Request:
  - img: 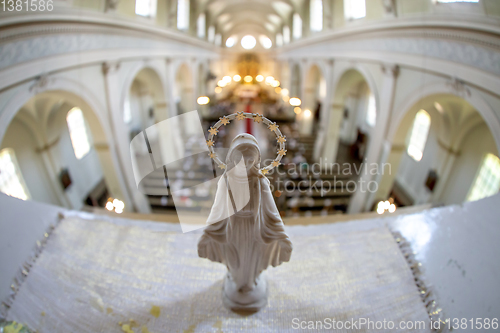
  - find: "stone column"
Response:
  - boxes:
[102,61,150,213]
[349,64,399,214]
[431,141,459,203]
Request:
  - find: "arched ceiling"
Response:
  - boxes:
[202,0,297,38]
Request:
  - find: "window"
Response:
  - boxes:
[407,110,431,162]
[177,0,189,30]
[310,0,323,32]
[197,13,206,38]
[292,13,302,40]
[467,154,500,202]
[344,0,366,20]
[67,107,91,160]
[366,93,376,127]
[0,148,30,200]
[135,0,157,17]
[283,26,290,44]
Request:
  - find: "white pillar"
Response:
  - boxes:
[431,142,459,203]
[349,64,399,214]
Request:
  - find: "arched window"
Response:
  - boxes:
[0,148,30,200]
[292,13,302,40]
[344,0,366,20]
[135,0,157,17]
[366,93,376,127]
[310,0,323,32]
[407,110,431,162]
[467,154,500,202]
[67,107,91,160]
[197,13,206,38]
[283,26,290,44]
[177,0,190,30]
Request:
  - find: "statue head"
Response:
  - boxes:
[226,134,261,175]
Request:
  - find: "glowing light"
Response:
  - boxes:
[294,107,302,114]
[215,87,222,93]
[197,96,210,105]
[281,88,289,96]
[222,76,232,83]
[115,207,123,214]
[241,35,256,50]
[271,80,280,88]
[275,87,282,94]
[244,75,253,83]
[304,109,312,118]
[225,37,235,48]
[265,76,275,85]
[377,207,384,214]
[217,80,226,87]
[434,102,444,113]
[289,97,301,106]
[389,204,396,213]
[256,75,264,82]
[105,201,114,211]
[282,95,290,102]
[233,75,241,82]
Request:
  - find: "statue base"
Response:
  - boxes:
[222,272,268,312]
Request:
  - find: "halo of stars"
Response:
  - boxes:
[206,112,286,175]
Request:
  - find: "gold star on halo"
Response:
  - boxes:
[278,148,287,156]
[207,140,214,147]
[208,127,218,136]
[277,135,286,144]
[236,112,246,121]
[261,168,269,175]
[220,117,230,126]
[271,160,281,168]
[253,114,263,123]
[209,152,216,159]
[268,122,279,131]
[219,164,226,170]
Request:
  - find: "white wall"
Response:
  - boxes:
[0,120,59,206]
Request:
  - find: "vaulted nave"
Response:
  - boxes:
[1,0,500,331]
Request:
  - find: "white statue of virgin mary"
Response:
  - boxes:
[198,133,292,311]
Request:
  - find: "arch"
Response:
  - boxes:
[388,81,500,151]
[376,88,500,208]
[121,63,169,126]
[323,67,379,164]
[0,77,132,211]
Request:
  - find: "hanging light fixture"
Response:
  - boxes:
[197,96,210,105]
[289,97,301,106]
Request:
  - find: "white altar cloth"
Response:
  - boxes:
[6,216,430,332]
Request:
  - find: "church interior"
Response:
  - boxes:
[1,0,499,331]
